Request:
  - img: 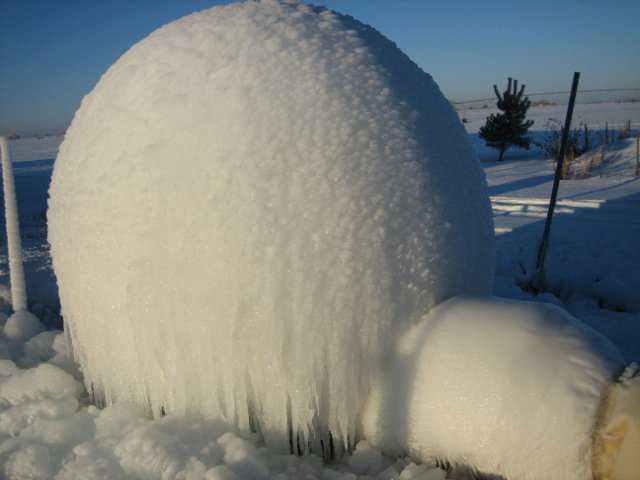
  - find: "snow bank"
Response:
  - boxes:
[48,0,493,450]
[362,296,625,480]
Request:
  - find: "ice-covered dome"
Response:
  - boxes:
[48,0,494,452]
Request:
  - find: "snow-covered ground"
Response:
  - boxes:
[0,102,639,479]
[488,157,640,362]
[569,136,640,178]
[462,102,640,363]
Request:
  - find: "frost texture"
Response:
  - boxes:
[48,0,494,451]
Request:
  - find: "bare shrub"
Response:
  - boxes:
[536,119,597,178]
[618,120,632,140]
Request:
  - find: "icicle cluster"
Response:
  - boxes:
[48,0,494,454]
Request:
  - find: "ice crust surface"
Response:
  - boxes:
[48,0,494,452]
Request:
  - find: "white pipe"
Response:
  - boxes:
[0,136,28,311]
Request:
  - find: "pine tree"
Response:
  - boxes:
[479,78,534,161]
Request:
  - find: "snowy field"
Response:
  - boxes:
[462,102,640,363]
[0,101,638,478]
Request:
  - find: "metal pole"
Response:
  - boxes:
[636,133,640,177]
[535,72,581,283]
[0,137,28,311]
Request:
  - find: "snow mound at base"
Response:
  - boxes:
[362,295,625,480]
[48,0,494,450]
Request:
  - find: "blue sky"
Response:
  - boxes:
[1,0,638,135]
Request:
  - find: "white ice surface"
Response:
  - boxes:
[48,0,494,450]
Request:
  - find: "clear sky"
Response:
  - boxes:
[1,0,638,135]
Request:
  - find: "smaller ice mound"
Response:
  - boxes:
[361,296,626,480]
[3,311,44,342]
[48,0,494,452]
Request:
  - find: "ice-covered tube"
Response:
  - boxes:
[47,0,494,451]
[361,296,639,480]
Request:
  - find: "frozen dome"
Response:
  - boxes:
[48,0,494,452]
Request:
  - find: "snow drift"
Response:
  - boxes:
[48,0,494,452]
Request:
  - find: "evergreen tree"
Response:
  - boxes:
[479,78,534,161]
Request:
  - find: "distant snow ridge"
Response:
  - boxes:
[48,0,494,453]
